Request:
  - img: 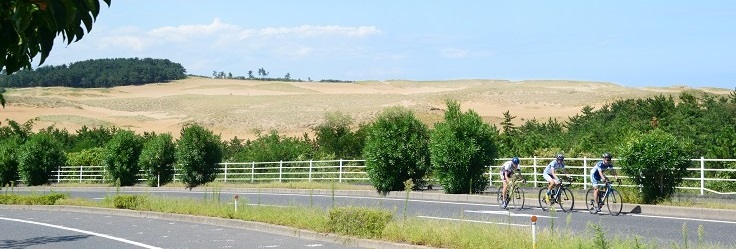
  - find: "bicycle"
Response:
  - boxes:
[585,178,623,216]
[538,177,575,212]
[497,176,526,210]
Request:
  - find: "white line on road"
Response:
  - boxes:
[417,215,530,227]
[629,214,736,224]
[0,216,162,249]
[465,210,556,219]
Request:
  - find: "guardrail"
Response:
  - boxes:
[52,157,735,195]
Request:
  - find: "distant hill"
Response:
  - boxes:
[1,77,731,140]
[0,58,186,88]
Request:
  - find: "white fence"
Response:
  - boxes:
[52,159,368,184]
[52,157,736,195]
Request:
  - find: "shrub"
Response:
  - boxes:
[619,129,692,204]
[363,107,431,195]
[0,140,19,186]
[176,124,223,189]
[0,192,68,205]
[138,133,176,187]
[430,100,498,194]
[104,130,143,186]
[314,111,364,159]
[65,147,105,166]
[328,206,393,238]
[112,195,147,209]
[18,133,66,186]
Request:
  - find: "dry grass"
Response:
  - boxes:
[3,77,732,140]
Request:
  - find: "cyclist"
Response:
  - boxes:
[543,153,569,203]
[500,157,524,209]
[590,152,619,213]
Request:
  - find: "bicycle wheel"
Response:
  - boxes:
[557,187,575,212]
[496,186,505,208]
[538,188,551,211]
[510,186,524,211]
[585,189,596,214]
[606,189,623,216]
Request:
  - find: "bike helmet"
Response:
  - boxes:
[555,154,565,160]
[511,157,520,165]
[602,152,612,159]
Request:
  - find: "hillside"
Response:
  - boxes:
[2,77,732,140]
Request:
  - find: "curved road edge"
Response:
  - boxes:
[0,204,433,249]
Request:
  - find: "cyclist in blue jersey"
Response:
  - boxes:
[590,152,619,213]
[543,154,569,202]
[499,157,524,209]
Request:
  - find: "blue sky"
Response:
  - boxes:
[40,1,736,89]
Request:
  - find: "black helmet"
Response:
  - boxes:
[556,154,564,160]
[602,152,612,159]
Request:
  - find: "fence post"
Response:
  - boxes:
[224,162,228,183]
[309,159,313,182]
[533,156,538,188]
[339,159,343,183]
[57,165,61,183]
[583,157,588,190]
[79,165,83,183]
[489,164,493,187]
[700,157,705,195]
[279,160,283,183]
[251,161,255,183]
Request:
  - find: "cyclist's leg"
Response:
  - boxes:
[500,170,508,204]
[543,173,555,195]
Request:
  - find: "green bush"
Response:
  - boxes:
[328,206,393,238]
[104,130,143,186]
[18,133,66,186]
[363,107,431,195]
[176,124,223,189]
[111,194,147,209]
[430,100,498,194]
[0,140,19,186]
[66,147,105,166]
[314,111,364,159]
[138,133,176,187]
[619,129,693,204]
[0,192,68,205]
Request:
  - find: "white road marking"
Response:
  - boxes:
[629,214,736,224]
[418,215,530,227]
[465,210,556,219]
[0,216,162,249]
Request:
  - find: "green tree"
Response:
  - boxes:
[176,124,223,189]
[363,106,430,195]
[138,133,176,187]
[1,0,112,75]
[314,111,363,159]
[65,147,105,166]
[0,139,20,186]
[430,100,498,194]
[103,130,143,186]
[619,129,692,204]
[18,132,66,186]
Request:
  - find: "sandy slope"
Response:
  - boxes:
[2,78,731,140]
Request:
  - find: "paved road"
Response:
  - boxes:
[6,187,736,248]
[0,208,365,249]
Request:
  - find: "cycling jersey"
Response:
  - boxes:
[543,160,564,176]
[590,160,614,180]
[499,160,518,180]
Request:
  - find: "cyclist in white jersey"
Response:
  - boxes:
[590,152,619,213]
[543,154,569,200]
[499,157,524,209]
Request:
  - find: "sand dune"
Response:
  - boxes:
[2,77,731,140]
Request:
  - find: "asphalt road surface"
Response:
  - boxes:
[5,187,736,248]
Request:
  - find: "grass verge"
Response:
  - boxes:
[1,192,729,249]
